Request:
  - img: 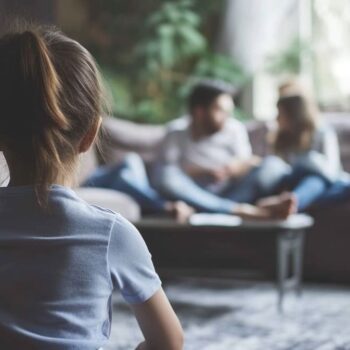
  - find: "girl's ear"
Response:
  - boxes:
[78,116,102,153]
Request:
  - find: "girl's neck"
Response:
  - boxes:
[4,151,74,188]
[7,176,72,188]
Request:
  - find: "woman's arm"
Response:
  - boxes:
[131,288,184,350]
[321,127,342,177]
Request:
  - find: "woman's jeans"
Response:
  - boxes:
[82,153,166,214]
[255,156,350,211]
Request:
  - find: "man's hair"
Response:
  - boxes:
[188,80,235,111]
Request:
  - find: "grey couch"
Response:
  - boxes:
[77,114,350,284]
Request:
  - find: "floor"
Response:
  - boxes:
[105,276,350,350]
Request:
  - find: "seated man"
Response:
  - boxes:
[154,80,295,219]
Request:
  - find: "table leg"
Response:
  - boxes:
[277,233,289,312]
[277,230,305,312]
[292,230,304,297]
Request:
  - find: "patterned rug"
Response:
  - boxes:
[106,277,350,350]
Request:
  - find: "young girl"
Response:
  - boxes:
[257,92,350,213]
[0,25,183,349]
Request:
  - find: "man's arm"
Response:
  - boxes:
[158,130,183,167]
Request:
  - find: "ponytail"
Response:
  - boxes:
[19,31,70,133]
[0,25,104,208]
[19,31,76,207]
[0,28,74,207]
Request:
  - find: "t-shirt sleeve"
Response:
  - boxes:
[108,213,162,304]
[159,130,182,166]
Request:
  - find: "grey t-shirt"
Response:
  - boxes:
[159,117,252,170]
[155,117,252,190]
[0,185,161,349]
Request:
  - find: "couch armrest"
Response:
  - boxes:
[74,187,141,222]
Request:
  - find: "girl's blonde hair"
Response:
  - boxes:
[274,94,318,158]
[0,24,105,206]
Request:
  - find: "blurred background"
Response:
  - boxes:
[1,2,350,349]
[1,0,349,124]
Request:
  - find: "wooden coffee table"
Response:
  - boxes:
[136,213,314,311]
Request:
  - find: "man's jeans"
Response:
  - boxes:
[83,153,166,214]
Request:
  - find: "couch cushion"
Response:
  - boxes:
[74,187,141,222]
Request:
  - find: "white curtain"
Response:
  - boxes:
[217,0,302,119]
[217,0,299,74]
[313,0,350,109]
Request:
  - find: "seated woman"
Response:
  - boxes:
[256,92,350,214]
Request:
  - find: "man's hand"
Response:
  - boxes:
[208,168,231,182]
[224,157,261,179]
[183,164,213,178]
[184,156,261,183]
[224,160,250,178]
[185,165,231,182]
[206,162,248,183]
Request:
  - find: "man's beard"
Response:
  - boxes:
[203,120,225,135]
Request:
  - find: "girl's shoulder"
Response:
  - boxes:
[50,186,121,234]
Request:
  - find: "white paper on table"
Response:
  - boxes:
[189,214,242,227]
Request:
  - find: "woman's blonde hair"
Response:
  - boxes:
[274,94,319,157]
[0,24,105,207]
